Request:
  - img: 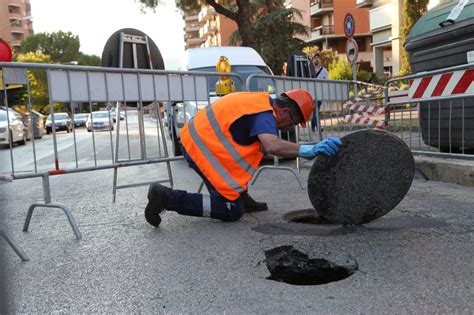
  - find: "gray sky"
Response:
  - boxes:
[30,0,185,69]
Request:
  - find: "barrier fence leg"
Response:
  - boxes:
[0,229,29,261]
[22,174,82,240]
[250,165,304,190]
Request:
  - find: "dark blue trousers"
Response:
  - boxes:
[165,148,244,222]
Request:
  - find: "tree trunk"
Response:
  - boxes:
[236,0,255,48]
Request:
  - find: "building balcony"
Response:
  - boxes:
[8,1,21,9]
[198,6,216,23]
[186,37,205,45]
[184,14,199,21]
[310,25,335,40]
[310,0,333,16]
[199,22,218,38]
[356,0,373,8]
[184,24,200,32]
[10,26,24,34]
[369,3,393,31]
[8,12,22,20]
[11,39,22,48]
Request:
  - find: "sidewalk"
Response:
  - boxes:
[414,154,474,186]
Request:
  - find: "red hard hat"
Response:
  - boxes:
[282,89,314,128]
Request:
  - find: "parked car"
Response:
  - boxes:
[15,109,45,140]
[0,109,27,146]
[110,108,124,122]
[86,111,114,132]
[165,46,274,155]
[45,112,72,134]
[73,113,89,127]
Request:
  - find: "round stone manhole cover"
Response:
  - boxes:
[308,129,415,225]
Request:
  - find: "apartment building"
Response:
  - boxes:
[285,0,312,42]
[0,0,33,53]
[307,0,372,70]
[182,5,237,50]
[359,0,440,77]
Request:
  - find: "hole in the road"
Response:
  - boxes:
[284,209,334,225]
[265,245,357,286]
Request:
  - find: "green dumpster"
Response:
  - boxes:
[405,0,474,151]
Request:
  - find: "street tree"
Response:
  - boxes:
[14,52,51,113]
[138,0,304,49]
[138,0,307,74]
[236,0,308,74]
[400,0,429,75]
[21,31,101,66]
[21,31,80,64]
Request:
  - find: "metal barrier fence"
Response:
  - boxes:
[0,61,244,240]
[384,63,474,160]
[245,74,385,186]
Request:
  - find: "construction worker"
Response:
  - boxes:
[144,89,342,227]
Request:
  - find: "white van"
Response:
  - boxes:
[166,46,273,155]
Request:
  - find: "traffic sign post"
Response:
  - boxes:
[346,38,359,65]
[343,13,357,95]
[344,13,356,38]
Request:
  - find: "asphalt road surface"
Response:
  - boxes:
[0,150,473,312]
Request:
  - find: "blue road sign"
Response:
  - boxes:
[344,13,355,38]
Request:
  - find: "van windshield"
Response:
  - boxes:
[190,65,273,94]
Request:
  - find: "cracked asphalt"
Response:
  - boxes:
[1,158,473,313]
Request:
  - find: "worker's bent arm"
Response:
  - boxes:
[258,133,300,158]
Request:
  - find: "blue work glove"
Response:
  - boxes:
[298,137,343,159]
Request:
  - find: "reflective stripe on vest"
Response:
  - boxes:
[188,117,246,194]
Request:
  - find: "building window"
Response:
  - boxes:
[356,39,366,52]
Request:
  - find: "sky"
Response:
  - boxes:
[30,0,185,69]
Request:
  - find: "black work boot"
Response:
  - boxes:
[241,192,268,213]
[145,183,171,227]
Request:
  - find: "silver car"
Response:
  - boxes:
[0,109,27,146]
[86,111,114,132]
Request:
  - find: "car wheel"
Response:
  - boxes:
[46,128,51,135]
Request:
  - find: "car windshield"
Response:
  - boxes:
[92,112,109,119]
[74,114,89,119]
[47,113,69,120]
[0,111,7,121]
[189,65,273,94]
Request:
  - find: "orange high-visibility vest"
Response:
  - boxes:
[180,92,274,201]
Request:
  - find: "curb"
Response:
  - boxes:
[414,155,474,187]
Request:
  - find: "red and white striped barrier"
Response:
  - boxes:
[344,114,386,129]
[343,103,385,115]
[343,92,386,129]
[409,69,474,100]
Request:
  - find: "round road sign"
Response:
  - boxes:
[346,38,359,64]
[344,13,356,38]
[0,39,13,62]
